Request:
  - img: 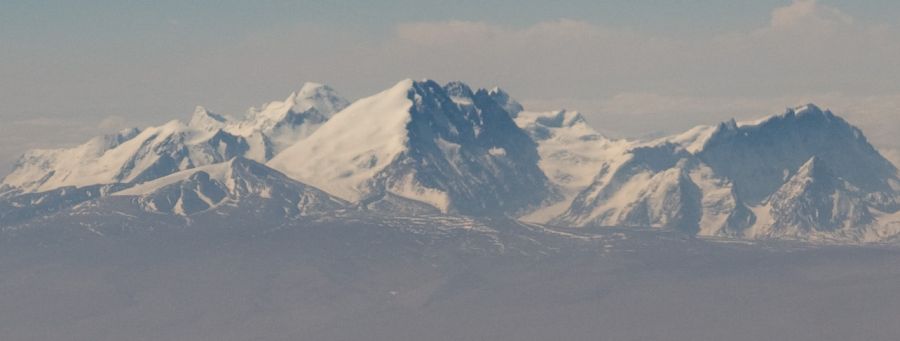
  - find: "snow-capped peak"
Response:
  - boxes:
[269,78,550,215]
[286,82,350,117]
[782,103,834,122]
[793,103,822,115]
[189,106,229,131]
[735,103,831,128]
[750,155,879,236]
[695,101,897,203]
[247,82,348,124]
[204,82,352,159]
[544,103,900,242]
[1,117,252,193]
[1,81,351,194]
[268,78,416,202]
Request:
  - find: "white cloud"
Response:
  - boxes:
[768,0,853,32]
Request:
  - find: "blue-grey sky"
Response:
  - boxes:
[2,0,899,173]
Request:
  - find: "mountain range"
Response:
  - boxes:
[2,79,899,243]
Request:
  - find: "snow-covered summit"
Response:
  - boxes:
[1,120,253,193]
[697,103,897,203]
[269,79,551,215]
[1,82,350,195]
[292,82,349,115]
[244,82,348,129]
[224,82,350,155]
[549,103,900,242]
[735,103,826,127]
[188,106,229,131]
[269,79,414,201]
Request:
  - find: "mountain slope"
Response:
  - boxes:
[551,103,900,242]
[1,82,349,194]
[551,143,750,234]
[2,78,898,244]
[743,157,900,241]
[2,121,251,193]
[698,104,899,204]
[0,183,128,226]
[514,109,632,223]
[269,79,552,215]
[222,82,350,157]
[113,157,347,217]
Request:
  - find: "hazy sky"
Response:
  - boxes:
[2,0,899,173]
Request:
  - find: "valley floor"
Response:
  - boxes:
[1,222,899,341]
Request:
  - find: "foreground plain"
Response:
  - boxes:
[1,219,898,341]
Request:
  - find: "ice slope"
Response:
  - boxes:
[269,79,552,215]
